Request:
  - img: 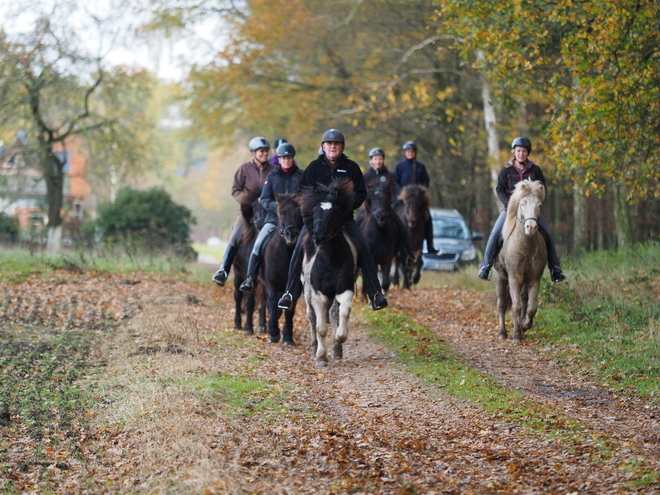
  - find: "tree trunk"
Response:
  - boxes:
[572,186,587,254]
[477,51,500,219]
[612,181,633,248]
[43,151,65,252]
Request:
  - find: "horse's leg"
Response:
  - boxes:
[243,293,255,335]
[283,305,295,346]
[401,260,411,290]
[233,288,243,331]
[412,257,422,285]
[333,290,353,360]
[508,278,525,343]
[312,293,330,367]
[266,287,280,343]
[522,282,541,333]
[495,275,509,340]
[304,284,318,358]
[381,262,391,295]
[258,292,267,334]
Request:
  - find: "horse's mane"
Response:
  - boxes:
[364,180,394,215]
[300,178,354,220]
[503,180,546,239]
[399,184,430,221]
[239,188,263,224]
[275,192,300,217]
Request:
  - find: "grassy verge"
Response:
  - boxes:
[359,308,659,487]
[535,242,660,401]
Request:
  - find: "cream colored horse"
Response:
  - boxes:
[494,180,548,343]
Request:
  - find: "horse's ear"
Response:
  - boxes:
[275,193,282,202]
[331,187,339,198]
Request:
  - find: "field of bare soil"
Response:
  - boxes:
[1,270,659,494]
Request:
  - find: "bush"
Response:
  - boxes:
[96,187,197,259]
[0,213,19,244]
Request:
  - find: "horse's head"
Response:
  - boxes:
[275,193,303,246]
[507,180,546,237]
[301,179,354,249]
[399,184,430,229]
[366,184,393,227]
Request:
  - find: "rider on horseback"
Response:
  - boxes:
[239,142,303,295]
[212,137,275,287]
[478,137,566,283]
[392,141,439,255]
[363,147,417,271]
[277,129,388,312]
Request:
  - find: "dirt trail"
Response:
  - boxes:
[228,284,658,494]
[8,274,657,493]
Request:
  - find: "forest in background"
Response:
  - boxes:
[1,0,659,255]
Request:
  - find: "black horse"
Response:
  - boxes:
[261,193,303,345]
[301,178,358,367]
[232,190,267,334]
[358,181,399,296]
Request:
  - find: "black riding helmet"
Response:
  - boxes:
[273,137,288,149]
[402,141,417,151]
[277,143,296,157]
[511,137,532,153]
[369,147,385,158]
[321,129,345,143]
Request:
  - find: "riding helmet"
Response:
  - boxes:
[511,137,532,153]
[321,129,345,144]
[369,147,385,158]
[402,141,417,151]
[248,136,270,152]
[277,143,296,157]
[273,137,288,149]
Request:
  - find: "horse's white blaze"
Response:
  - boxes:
[320,202,332,210]
[335,290,354,341]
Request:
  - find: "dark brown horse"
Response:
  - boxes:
[261,193,303,345]
[494,180,547,343]
[395,184,430,288]
[358,180,399,295]
[232,190,267,335]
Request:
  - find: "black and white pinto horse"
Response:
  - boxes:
[300,179,358,367]
[357,180,399,296]
[261,193,303,345]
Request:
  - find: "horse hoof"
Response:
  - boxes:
[332,342,343,359]
[498,333,507,340]
[243,329,254,335]
[258,326,267,334]
[315,359,328,367]
[513,338,523,344]
[283,339,295,347]
[268,335,280,343]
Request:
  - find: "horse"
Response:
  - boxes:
[357,180,399,296]
[494,180,548,343]
[300,178,358,367]
[261,193,303,345]
[232,190,267,335]
[395,184,430,288]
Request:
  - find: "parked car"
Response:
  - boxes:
[422,208,483,271]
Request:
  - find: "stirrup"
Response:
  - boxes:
[212,269,228,287]
[371,292,388,311]
[278,292,293,310]
[239,278,254,294]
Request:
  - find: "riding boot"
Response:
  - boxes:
[213,244,237,287]
[239,253,260,294]
[478,211,506,281]
[538,218,566,283]
[278,226,307,310]
[425,214,438,255]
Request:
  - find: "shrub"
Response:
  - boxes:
[0,212,19,244]
[95,187,197,259]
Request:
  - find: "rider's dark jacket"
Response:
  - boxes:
[392,158,431,194]
[363,165,397,200]
[301,154,367,216]
[259,164,304,224]
[496,159,547,209]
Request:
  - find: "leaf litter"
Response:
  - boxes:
[0,272,658,493]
